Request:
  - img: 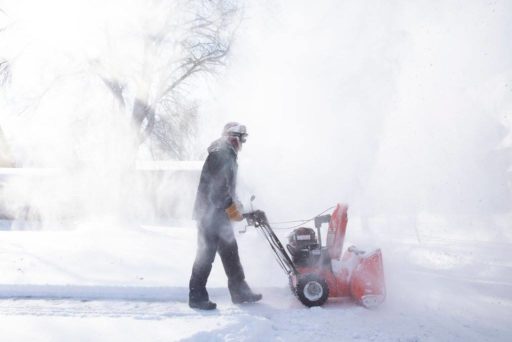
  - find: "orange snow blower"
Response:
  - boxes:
[243,204,385,308]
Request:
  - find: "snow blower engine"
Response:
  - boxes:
[286,227,330,270]
[287,227,321,267]
[243,203,386,308]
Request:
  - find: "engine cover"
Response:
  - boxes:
[287,227,321,267]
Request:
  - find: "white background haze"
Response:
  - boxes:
[0,0,511,341]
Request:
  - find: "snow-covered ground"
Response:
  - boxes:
[1,0,511,340]
[1,219,511,341]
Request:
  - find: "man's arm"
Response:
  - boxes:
[206,151,236,210]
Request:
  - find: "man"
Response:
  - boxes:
[189,122,262,310]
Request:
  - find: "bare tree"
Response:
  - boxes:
[95,0,241,159]
[0,9,10,87]
[0,9,13,166]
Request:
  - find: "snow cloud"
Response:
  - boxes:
[204,0,512,223]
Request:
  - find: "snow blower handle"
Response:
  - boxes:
[314,214,331,228]
[242,212,255,228]
[239,196,258,233]
[240,211,256,233]
[242,210,267,227]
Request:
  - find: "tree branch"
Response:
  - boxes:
[0,60,10,87]
[99,77,126,108]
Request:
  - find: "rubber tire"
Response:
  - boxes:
[296,274,329,307]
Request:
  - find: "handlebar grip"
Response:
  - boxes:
[314,214,331,228]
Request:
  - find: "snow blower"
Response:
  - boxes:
[243,203,385,308]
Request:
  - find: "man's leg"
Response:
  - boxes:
[189,222,219,309]
[217,221,245,287]
[217,219,262,304]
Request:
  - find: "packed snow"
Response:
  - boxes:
[0,217,511,341]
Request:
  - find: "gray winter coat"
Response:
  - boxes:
[193,137,238,220]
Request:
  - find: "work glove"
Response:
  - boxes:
[225,201,244,221]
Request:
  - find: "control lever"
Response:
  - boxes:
[239,195,256,233]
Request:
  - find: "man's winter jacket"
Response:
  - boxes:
[193,137,238,220]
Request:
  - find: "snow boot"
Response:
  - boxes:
[189,300,217,310]
[231,291,262,304]
[230,281,262,304]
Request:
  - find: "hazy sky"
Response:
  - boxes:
[1,0,511,223]
[203,0,512,218]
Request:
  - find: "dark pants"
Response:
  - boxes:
[189,209,246,302]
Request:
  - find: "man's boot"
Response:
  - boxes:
[229,280,262,304]
[189,299,217,310]
[189,286,217,310]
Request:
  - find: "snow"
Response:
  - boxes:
[0,221,511,341]
[1,0,511,341]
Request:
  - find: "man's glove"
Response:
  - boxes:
[225,202,243,221]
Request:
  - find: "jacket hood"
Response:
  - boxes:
[207,137,237,155]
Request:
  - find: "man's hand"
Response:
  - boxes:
[226,202,243,221]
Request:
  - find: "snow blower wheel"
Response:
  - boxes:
[296,274,329,307]
[288,276,297,297]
